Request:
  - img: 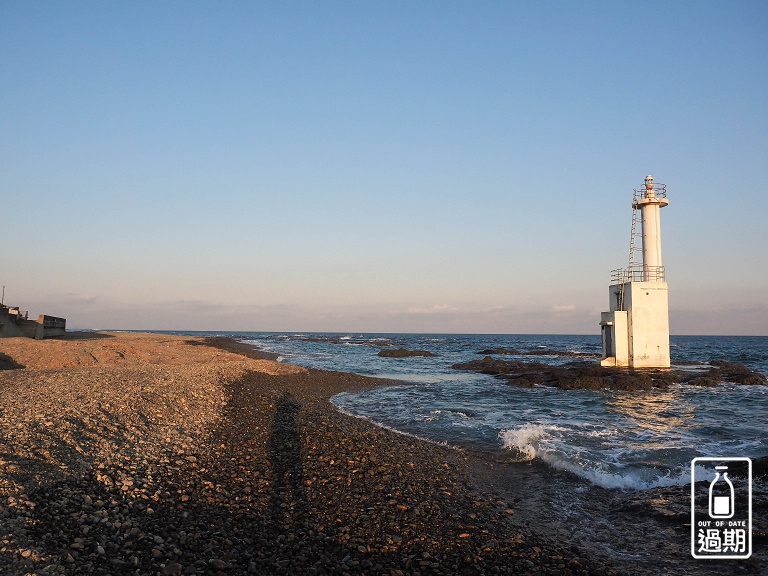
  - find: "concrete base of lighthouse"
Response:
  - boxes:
[600,281,670,368]
[600,310,629,367]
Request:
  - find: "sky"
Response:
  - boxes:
[1,1,767,335]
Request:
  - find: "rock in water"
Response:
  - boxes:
[453,357,766,390]
[378,348,437,358]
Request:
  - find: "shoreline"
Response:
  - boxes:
[205,335,766,576]
[0,332,763,575]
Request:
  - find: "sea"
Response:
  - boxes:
[174,332,768,492]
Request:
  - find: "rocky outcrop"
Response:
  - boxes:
[478,348,601,359]
[378,348,437,358]
[452,357,767,391]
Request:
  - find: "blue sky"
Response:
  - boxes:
[2,1,766,334]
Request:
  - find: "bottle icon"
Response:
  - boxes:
[709,465,734,519]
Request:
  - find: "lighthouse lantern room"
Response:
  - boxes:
[600,175,670,368]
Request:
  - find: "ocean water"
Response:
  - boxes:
[182,332,768,491]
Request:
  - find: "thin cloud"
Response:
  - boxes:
[406,304,462,315]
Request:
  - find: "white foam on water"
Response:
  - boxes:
[268,333,768,492]
[541,457,692,490]
[498,423,701,489]
[584,429,617,438]
[498,424,560,461]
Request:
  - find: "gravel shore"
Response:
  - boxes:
[0,333,762,575]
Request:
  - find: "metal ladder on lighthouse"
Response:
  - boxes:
[617,198,641,311]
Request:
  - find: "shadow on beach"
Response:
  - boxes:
[60,331,116,341]
[267,392,307,532]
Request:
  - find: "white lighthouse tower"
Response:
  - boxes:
[600,175,670,368]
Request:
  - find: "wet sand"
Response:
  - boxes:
[0,333,763,575]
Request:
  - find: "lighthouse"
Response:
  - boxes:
[600,175,670,368]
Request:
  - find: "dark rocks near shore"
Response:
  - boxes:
[708,360,768,385]
[378,348,437,358]
[478,348,601,359]
[453,357,767,390]
[187,336,281,361]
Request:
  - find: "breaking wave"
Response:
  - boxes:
[498,424,558,461]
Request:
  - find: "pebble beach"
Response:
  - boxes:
[0,333,763,575]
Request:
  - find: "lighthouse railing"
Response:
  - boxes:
[611,265,665,284]
[632,183,667,204]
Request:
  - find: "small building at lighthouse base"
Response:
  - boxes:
[600,281,670,368]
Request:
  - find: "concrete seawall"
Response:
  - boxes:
[0,306,66,339]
